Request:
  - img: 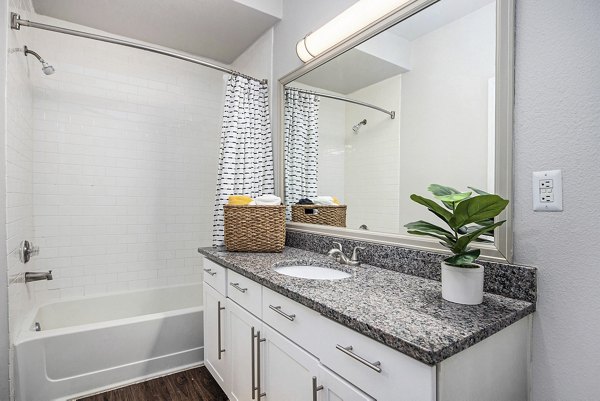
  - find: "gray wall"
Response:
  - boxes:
[272,0,600,399]
[513,1,600,399]
[0,0,11,398]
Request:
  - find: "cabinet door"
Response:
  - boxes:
[227,298,262,401]
[317,365,375,401]
[203,282,228,393]
[261,325,320,401]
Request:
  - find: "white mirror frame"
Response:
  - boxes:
[277,0,515,263]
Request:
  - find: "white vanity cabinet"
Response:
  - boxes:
[203,282,228,392]
[201,256,532,401]
[226,298,261,401]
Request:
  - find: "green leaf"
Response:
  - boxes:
[448,195,509,229]
[467,186,490,195]
[444,249,481,267]
[405,221,455,245]
[428,184,464,210]
[428,184,461,196]
[409,194,452,223]
[434,192,472,203]
[453,221,506,253]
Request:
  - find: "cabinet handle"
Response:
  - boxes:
[217,301,225,359]
[251,327,256,399]
[230,282,248,293]
[335,344,382,373]
[312,376,323,401]
[204,268,217,276]
[254,330,266,399]
[269,305,296,321]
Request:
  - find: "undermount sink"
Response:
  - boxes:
[273,265,351,280]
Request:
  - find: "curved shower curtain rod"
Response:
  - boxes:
[10,13,268,85]
[286,86,395,119]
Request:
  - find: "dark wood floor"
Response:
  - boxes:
[77,367,228,401]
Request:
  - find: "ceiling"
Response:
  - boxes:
[31,0,282,64]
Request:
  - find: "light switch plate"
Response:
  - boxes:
[533,170,563,211]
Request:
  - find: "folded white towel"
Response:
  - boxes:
[254,194,281,205]
[312,196,336,206]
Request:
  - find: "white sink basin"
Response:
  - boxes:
[273,265,351,280]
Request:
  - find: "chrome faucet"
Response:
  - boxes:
[327,242,365,266]
[24,270,53,283]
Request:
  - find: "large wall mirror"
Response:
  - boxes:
[279,0,514,262]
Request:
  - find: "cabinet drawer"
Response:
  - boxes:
[318,316,436,401]
[202,258,227,296]
[227,269,262,318]
[262,287,323,356]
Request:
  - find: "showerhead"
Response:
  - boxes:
[23,46,55,75]
[42,63,55,75]
[352,119,367,134]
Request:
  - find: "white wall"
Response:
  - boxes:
[272,0,600,398]
[399,3,495,231]
[345,75,401,232]
[513,1,600,399]
[27,15,224,301]
[231,27,274,83]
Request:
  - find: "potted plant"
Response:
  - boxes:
[405,184,509,305]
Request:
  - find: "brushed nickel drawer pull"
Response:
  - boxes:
[251,327,256,399]
[312,376,323,401]
[203,268,217,276]
[269,305,296,321]
[255,331,266,399]
[217,301,226,359]
[230,282,248,293]
[336,344,382,373]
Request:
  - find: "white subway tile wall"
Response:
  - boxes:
[6,1,36,396]
[27,16,224,301]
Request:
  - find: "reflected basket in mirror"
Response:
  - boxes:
[224,205,286,252]
[291,205,347,227]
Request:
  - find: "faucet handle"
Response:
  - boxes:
[351,246,365,262]
[332,241,343,251]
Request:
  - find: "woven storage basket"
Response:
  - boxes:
[291,205,347,227]
[223,205,286,252]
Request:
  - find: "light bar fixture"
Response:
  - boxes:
[296,0,413,62]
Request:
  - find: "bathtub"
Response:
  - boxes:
[14,283,204,401]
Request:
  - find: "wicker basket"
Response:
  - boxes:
[223,205,286,252]
[291,205,347,227]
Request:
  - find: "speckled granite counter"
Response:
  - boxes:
[198,246,535,366]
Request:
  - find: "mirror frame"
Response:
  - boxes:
[277,0,515,263]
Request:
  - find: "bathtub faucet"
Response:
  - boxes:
[25,270,53,283]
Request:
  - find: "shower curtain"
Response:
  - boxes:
[284,88,320,218]
[212,75,274,246]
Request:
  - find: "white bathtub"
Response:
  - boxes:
[14,283,204,401]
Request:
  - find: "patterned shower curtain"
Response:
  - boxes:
[212,75,274,246]
[284,88,320,218]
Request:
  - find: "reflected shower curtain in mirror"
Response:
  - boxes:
[284,88,320,219]
[213,75,274,246]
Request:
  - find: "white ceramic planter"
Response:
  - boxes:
[441,262,484,305]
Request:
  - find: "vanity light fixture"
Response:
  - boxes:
[296,0,412,62]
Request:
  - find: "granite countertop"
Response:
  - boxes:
[198,246,535,366]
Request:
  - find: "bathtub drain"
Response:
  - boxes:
[34,322,41,332]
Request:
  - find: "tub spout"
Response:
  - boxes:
[25,270,53,282]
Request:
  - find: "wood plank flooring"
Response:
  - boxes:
[77,367,228,401]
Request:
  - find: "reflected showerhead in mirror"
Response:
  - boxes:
[23,46,55,75]
[352,119,367,134]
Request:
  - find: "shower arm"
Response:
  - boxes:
[10,12,267,85]
[23,46,45,63]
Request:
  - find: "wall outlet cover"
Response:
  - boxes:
[532,170,563,212]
